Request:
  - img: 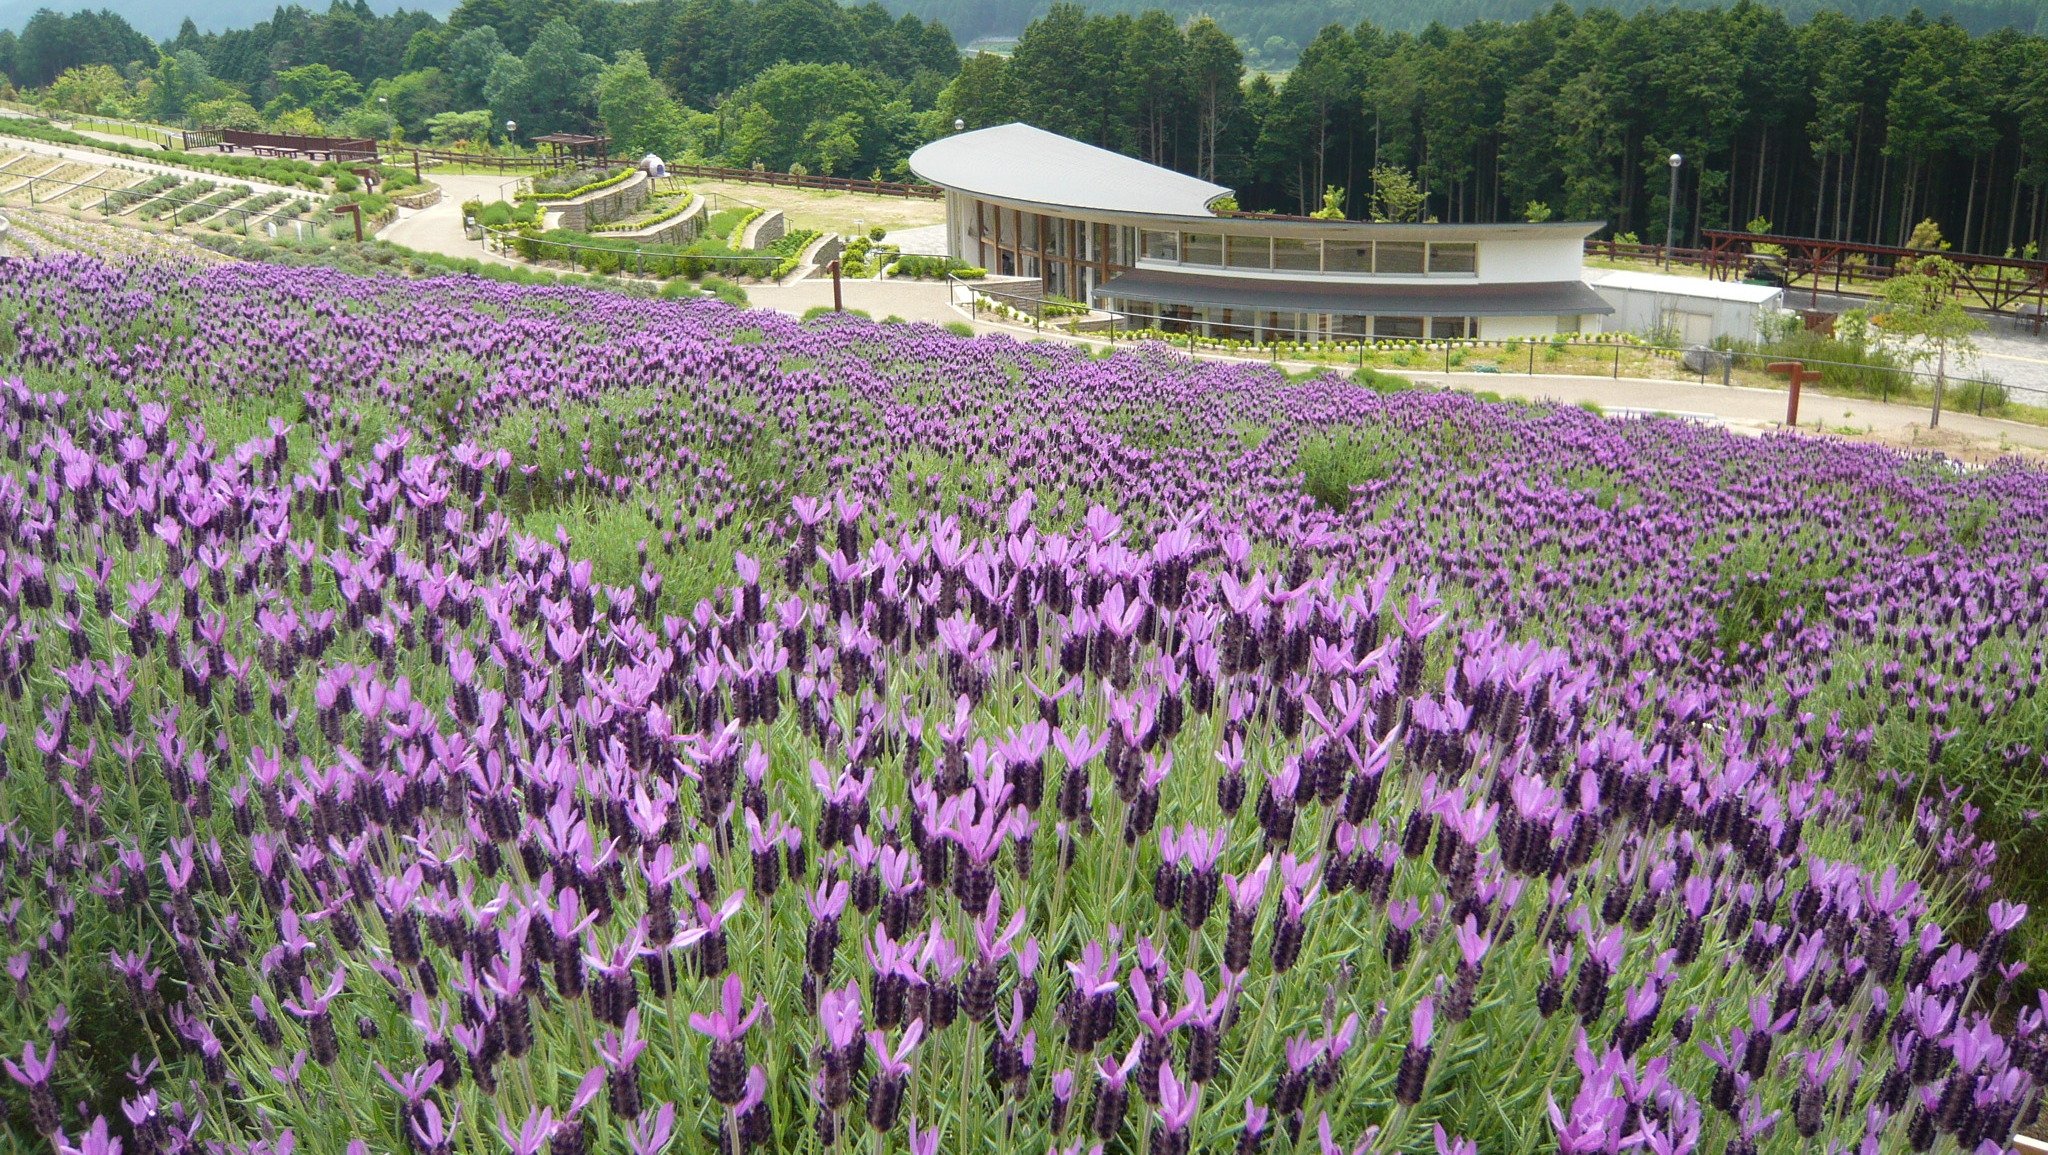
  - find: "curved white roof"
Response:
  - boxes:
[910,123,1229,219]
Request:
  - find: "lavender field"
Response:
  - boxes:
[0,253,2043,1155]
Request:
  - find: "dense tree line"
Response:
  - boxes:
[0,0,958,174]
[890,0,2048,68]
[945,1,2048,254]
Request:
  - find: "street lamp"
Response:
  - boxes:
[1664,152,1682,269]
[954,118,965,132]
[377,96,390,141]
[505,119,517,148]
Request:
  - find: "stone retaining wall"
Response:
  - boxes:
[542,170,649,231]
[596,195,704,246]
[390,185,441,210]
[739,208,785,250]
[797,233,843,280]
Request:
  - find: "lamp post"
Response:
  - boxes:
[1664,152,1682,270]
[505,119,517,150]
[954,118,965,132]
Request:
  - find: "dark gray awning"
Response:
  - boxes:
[1094,269,1614,317]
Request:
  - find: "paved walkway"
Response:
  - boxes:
[376,172,523,267]
[882,223,948,256]
[746,275,968,325]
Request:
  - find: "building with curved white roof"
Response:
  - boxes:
[909,122,1613,343]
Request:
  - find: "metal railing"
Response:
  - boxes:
[950,277,2042,423]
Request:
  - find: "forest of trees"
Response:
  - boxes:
[5,0,2048,255]
[887,0,2048,67]
[944,1,2048,256]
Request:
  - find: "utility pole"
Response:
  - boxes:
[1665,152,1683,269]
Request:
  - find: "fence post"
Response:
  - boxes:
[1722,353,1732,388]
[1529,342,1536,375]
[1977,381,1987,416]
[1444,344,1451,375]
[1613,343,1621,379]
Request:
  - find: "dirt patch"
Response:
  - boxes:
[686,180,945,237]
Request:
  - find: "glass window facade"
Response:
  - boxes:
[1142,231,1178,261]
[1375,242,1427,275]
[1225,236,1271,270]
[1428,242,1477,273]
[1182,233,1223,265]
[1324,241,1373,273]
[1273,238,1321,271]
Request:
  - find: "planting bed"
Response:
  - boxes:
[0,256,2040,1155]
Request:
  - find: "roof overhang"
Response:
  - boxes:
[911,123,1231,219]
[1095,269,1615,317]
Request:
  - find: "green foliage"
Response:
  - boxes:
[700,274,749,305]
[1905,218,1951,251]
[717,62,911,177]
[1369,165,1426,222]
[1523,200,1552,222]
[425,109,493,146]
[589,191,695,233]
[1311,184,1347,220]
[597,49,695,157]
[891,254,984,279]
[521,165,633,199]
[1298,427,1399,509]
[944,320,976,337]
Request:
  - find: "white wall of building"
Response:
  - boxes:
[1595,287,1778,344]
[1479,315,1577,339]
[1471,233,1587,283]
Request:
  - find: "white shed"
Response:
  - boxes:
[1590,270,1784,345]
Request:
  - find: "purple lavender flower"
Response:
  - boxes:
[690,975,767,1106]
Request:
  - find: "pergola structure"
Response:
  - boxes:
[1700,228,2048,318]
[532,133,612,168]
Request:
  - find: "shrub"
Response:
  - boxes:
[1297,429,1398,510]
[892,254,985,280]
[700,275,748,306]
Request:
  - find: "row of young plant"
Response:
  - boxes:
[0,116,425,199]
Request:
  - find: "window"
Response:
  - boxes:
[1226,236,1271,270]
[1142,231,1178,261]
[1325,241,1373,273]
[1428,243,1477,273]
[1375,242,1426,274]
[1273,238,1320,271]
[1181,233,1223,266]
[1429,317,1471,339]
[1332,314,1370,338]
[1374,316,1425,339]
